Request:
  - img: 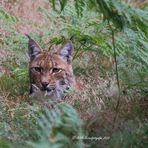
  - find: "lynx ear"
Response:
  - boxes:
[26,35,41,60]
[59,41,73,64]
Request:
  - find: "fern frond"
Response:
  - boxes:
[27,103,84,148]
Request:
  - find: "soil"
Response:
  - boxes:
[1,0,51,34]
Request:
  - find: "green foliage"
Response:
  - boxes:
[50,36,66,45]
[0,8,17,25]
[28,103,84,148]
[0,67,29,95]
[0,102,38,144]
[0,139,10,148]
[1,99,84,147]
[109,120,148,148]
[50,0,85,16]
[46,1,148,147]
[48,0,148,92]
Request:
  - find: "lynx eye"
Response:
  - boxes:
[52,68,62,73]
[34,67,42,72]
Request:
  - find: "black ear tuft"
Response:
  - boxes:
[60,41,73,64]
[26,34,41,60]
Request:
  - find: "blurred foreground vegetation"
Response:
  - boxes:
[0,0,148,147]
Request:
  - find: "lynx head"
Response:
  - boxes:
[26,35,75,100]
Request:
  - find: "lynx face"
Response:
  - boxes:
[27,35,75,100]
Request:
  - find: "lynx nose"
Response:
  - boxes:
[42,82,49,89]
[42,83,54,92]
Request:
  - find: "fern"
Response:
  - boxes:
[109,120,148,148]
[0,8,17,24]
[28,103,84,148]
[49,0,148,91]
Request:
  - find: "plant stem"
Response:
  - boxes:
[109,22,121,129]
[73,41,86,60]
[112,29,121,111]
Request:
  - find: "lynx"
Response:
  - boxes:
[26,35,76,100]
